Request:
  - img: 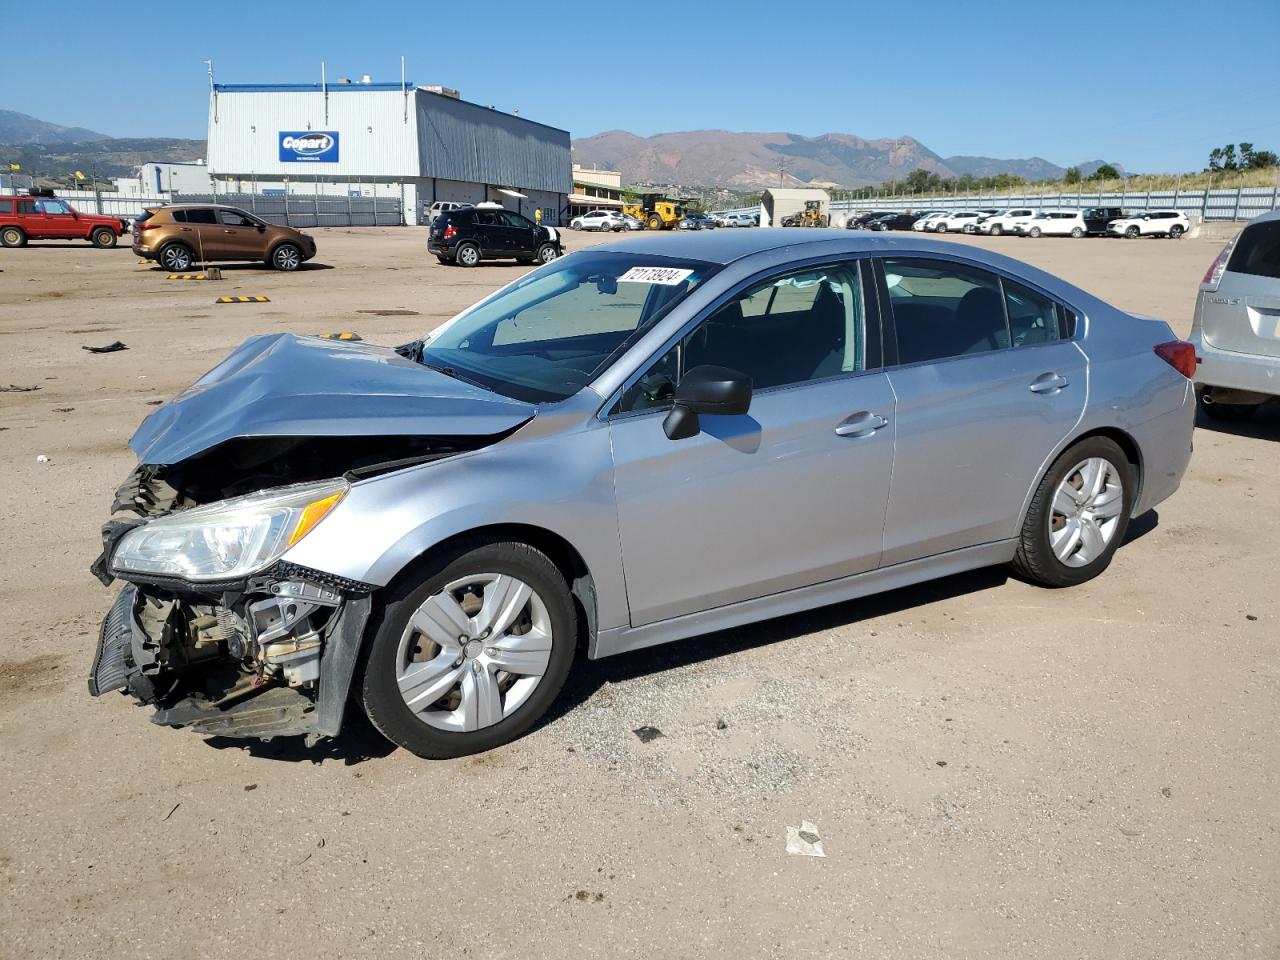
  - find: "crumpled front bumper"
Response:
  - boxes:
[89,569,373,742]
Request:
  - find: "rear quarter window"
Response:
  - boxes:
[1227,221,1280,280]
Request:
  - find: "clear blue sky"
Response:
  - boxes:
[6,0,1279,173]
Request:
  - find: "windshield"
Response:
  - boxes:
[420,251,718,402]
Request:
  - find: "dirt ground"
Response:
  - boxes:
[1,226,1276,960]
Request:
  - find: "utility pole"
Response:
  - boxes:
[779,159,786,185]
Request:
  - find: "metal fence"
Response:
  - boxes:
[1,186,403,226]
[172,192,402,227]
[713,185,1280,223]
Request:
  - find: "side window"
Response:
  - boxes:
[882,258,1008,364]
[17,200,36,215]
[219,209,255,226]
[500,211,532,229]
[1227,221,1280,280]
[1003,278,1061,347]
[473,211,498,226]
[184,208,217,225]
[37,199,71,215]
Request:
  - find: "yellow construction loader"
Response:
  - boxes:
[784,200,829,228]
[623,193,685,230]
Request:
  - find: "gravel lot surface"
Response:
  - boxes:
[1,226,1276,959]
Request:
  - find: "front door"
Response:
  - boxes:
[609,260,897,626]
[875,257,1087,565]
[36,198,78,239]
[216,208,264,260]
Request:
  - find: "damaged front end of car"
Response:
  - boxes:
[87,332,539,742]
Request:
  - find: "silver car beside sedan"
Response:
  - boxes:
[90,231,1197,758]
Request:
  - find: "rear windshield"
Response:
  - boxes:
[134,210,155,224]
[1228,220,1280,280]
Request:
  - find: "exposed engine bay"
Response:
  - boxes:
[88,431,502,741]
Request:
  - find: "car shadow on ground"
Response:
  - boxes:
[145,261,336,272]
[202,511,1161,765]
[1194,404,1280,441]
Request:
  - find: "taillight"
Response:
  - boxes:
[443,223,456,239]
[1154,340,1198,379]
[139,221,162,232]
[1201,238,1234,290]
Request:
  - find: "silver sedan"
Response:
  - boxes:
[91,232,1196,758]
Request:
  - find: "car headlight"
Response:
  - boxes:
[111,479,348,582]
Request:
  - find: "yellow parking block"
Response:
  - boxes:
[317,332,363,341]
[215,296,270,304]
[166,273,207,281]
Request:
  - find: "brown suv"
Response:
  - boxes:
[133,204,317,272]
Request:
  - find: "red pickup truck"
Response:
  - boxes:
[0,193,128,248]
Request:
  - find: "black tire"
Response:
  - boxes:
[358,539,578,759]
[990,224,1003,236]
[1,225,27,247]
[91,227,117,248]
[271,242,302,271]
[1169,225,1185,239]
[536,243,558,264]
[1012,436,1135,588]
[1197,386,1259,421]
[1028,226,1042,238]
[1125,225,1140,239]
[455,243,480,267]
[158,242,193,271]
[648,215,662,230]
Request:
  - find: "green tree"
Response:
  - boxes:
[1063,166,1082,185]
[1088,163,1121,181]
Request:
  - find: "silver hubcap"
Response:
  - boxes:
[164,248,188,268]
[460,246,477,265]
[396,573,553,732]
[1050,457,1124,567]
[276,246,299,269]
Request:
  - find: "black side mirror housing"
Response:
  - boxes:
[662,365,752,440]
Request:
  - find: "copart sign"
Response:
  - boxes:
[278,131,339,163]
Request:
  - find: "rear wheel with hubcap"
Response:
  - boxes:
[159,242,193,271]
[1169,225,1185,239]
[1013,437,1134,587]
[456,243,480,267]
[359,540,577,758]
[1,225,26,247]
[1071,226,1084,238]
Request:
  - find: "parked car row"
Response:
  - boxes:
[711,211,760,227]
[849,206,1192,239]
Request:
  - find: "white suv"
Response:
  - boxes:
[934,211,984,233]
[570,210,627,232]
[425,200,471,224]
[1022,210,1087,238]
[911,212,946,232]
[979,208,1037,236]
[1188,210,1280,420]
[1108,210,1190,239]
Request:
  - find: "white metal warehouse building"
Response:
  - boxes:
[206,81,571,225]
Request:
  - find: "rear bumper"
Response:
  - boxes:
[1188,331,1280,398]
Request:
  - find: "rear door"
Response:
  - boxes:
[470,210,504,256]
[876,256,1086,565]
[175,207,221,259]
[1205,219,1280,358]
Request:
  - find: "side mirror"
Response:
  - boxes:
[662,365,752,440]
[257,224,267,232]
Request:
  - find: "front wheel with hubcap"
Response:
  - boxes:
[359,540,577,758]
[536,243,558,264]
[158,242,193,271]
[91,227,117,248]
[1012,437,1134,587]
[271,242,302,271]
[455,243,480,267]
[1,225,26,247]
[1028,226,1042,238]
[1125,225,1140,239]
[990,224,1003,236]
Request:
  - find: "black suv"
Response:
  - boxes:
[1082,207,1127,236]
[428,205,562,267]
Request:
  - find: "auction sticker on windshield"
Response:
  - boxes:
[618,266,694,285]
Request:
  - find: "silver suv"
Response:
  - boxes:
[1189,210,1280,419]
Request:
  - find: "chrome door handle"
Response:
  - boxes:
[1029,373,1069,394]
[835,412,888,437]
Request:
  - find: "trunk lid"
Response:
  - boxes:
[1202,219,1280,358]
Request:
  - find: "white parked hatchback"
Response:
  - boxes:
[1188,209,1280,419]
[933,211,984,233]
[1022,210,1087,238]
[1107,210,1190,239]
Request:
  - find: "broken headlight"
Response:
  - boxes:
[112,479,348,582]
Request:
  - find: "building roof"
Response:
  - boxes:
[568,193,623,207]
[214,82,413,93]
[761,187,831,201]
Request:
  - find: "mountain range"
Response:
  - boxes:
[572,129,1120,189]
[0,109,109,144]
